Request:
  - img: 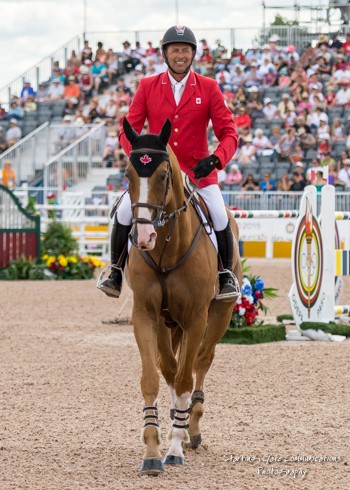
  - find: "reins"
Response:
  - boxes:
[130,146,203,327]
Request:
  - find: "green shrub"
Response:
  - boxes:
[1,255,48,280]
[41,221,78,256]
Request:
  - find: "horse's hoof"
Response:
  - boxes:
[163,454,185,466]
[140,458,164,475]
[184,434,202,450]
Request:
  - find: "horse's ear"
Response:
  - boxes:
[160,118,172,145]
[123,117,138,144]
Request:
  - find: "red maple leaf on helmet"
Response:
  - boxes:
[140,154,152,165]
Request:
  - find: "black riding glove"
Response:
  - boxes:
[193,154,220,179]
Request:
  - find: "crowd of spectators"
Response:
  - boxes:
[3,32,350,193]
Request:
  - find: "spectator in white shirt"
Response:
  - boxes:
[335,80,350,106]
[252,128,274,155]
[262,98,278,120]
[338,159,350,187]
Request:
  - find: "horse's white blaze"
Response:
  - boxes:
[137,177,157,249]
[165,391,191,458]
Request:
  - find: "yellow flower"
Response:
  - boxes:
[42,254,48,261]
[46,256,56,267]
[58,255,68,267]
[67,256,78,264]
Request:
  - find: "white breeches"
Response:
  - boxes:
[116,184,228,231]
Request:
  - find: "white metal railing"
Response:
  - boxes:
[43,120,107,203]
[0,122,49,184]
[11,187,350,259]
[0,121,107,186]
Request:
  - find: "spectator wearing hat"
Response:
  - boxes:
[0,128,7,153]
[121,40,139,73]
[24,96,37,113]
[233,134,256,165]
[5,119,22,147]
[316,114,330,141]
[243,61,262,88]
[334,80,350,106]
[46,78,65,101]
[252,128,274,155]
[246,86,264,122]
[297,126,316,151]
[338,158,350,188]
[36,83,48,102]
[263,97,278,120]
[0,160,16,189]
[20,80,36,105]
[277,93,295,117]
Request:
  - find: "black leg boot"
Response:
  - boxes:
[215,221,240,300]
[98,220,131,298]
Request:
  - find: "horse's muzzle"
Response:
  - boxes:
[130,223,157,250]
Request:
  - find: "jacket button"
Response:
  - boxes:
[174,115,179,119]
[173,141,178,146]
[174,128,179,132]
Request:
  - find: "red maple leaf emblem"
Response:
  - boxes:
[140,154,152,165]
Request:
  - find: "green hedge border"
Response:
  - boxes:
[300,321,350,337]
[220,324,286,345]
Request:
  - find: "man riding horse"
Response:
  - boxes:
[99,25,239,300]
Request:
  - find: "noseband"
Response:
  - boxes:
[130,148,173,229]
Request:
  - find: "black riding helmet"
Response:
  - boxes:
[161,25,197,74]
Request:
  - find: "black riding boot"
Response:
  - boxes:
[215,221,240,300]
[99,220,131,298]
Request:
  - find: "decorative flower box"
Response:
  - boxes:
[220,324,286,345]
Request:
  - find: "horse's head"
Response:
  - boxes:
[124,117,173,250]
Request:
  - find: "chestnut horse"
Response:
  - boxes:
[122,117,242,475]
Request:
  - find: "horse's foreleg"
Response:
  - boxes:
[164,320,206,465]
[187,300,236,449]
[157,325,178,420]
[133,313,163,475]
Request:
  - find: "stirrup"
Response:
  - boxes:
[215,270,241,301]
[96,264,123,297]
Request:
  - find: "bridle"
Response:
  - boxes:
[129,148,195,229]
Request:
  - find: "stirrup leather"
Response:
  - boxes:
[96,264,123,296]
[215,269,241,300]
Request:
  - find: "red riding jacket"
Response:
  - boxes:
[118,70,238,188]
